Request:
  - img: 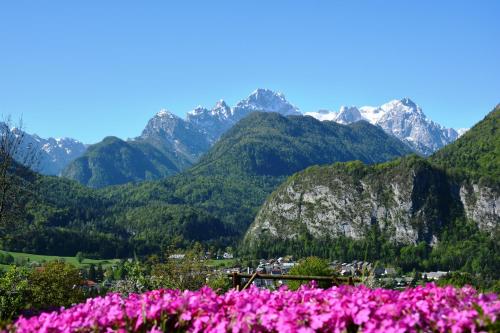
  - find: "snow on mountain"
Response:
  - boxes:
[232,88,301,121]
[306,98,462,155]
[185,89,300,142]
[334,106,364,124]
[138,89,303,164]
[358,105,388,124]
[139,109,211,162]
[186,100,234,142]
[148,90,464,158]
[211,99,233,119]
[3,125,87,175]
[303,109,337,121]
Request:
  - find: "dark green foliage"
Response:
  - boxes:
[2,174,131,257]
[100,112,412,244]
[437,272,477,288]
[427,218,500,279]
[61,136,186,188]
[0,262,89,322]
[191,113,413,177]
[0,252,14,265]
[398,242,430,272]
[288,256,334,290]
[113,204,232,254]
[430,106,499,185]
[0,266,30,321]
[28,261,85,310]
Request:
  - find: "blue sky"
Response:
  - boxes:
[0,1,498,143]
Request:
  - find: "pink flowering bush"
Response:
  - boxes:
[8,283,500,332]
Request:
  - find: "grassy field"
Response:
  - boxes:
[0,250,120,269]
[0,251,238,271]
[206,258,238,268]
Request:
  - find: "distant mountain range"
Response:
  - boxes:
[6,111,413,256]
[305,98,468,155]
[6,126,86,175]
[3,102,497,265]
[61,89,305,187]
[10,89,466,184]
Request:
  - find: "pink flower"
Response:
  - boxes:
[9,284,499,333]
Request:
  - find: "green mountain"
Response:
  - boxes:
[3,173,231,257]
[6,111,413,257]
[189,112,413,177]
[243,107,499,277]
[430,105,499,183]
[61,137,189,188]
[99,112,413,242]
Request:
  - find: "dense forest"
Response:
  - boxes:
[1,112,413,257]
[430,105,499,184]
[243,108,500,280]
[61,136,186,188]
[0,108,498,284]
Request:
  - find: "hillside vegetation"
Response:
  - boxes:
[430,105,499,184]
[244,107,500,278]
[61,137,188,188]
[3,112,413,257]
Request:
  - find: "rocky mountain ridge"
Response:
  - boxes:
[245,158,498,247]
[305,98,466,156]
[25,89,467,184]
[61,89,303,186]
[5,125,87,175]
[244,108,499,249]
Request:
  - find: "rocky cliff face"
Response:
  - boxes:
[459,183,500,231]
[186,100,234,142]
[245,158,499,247]
[139,109,211,164]
[186,88,301,143]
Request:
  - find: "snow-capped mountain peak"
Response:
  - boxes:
[335,106,364,124]
[143,91,467,160]
[211,99,232,118]
[156,108,178,119]
[0,124,87,175]
[233,88,301,120]
[214,99,228,108]
[306,98,462,156]
[188,106,210,116]
[379,98,423,116]
[457,128,469,137]
[304,109,338,121]
[142,109,187,139]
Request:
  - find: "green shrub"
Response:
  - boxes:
[288,256,334,290]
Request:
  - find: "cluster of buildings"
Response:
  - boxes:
[216,257,451,289]
[329,260,397,277]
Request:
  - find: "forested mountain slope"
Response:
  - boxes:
[243,107,499,277]
[189,112,413,177]
[103,112,413,234]
[430,105,499,183]
[6,112,412,257]
[61,136,187,188]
